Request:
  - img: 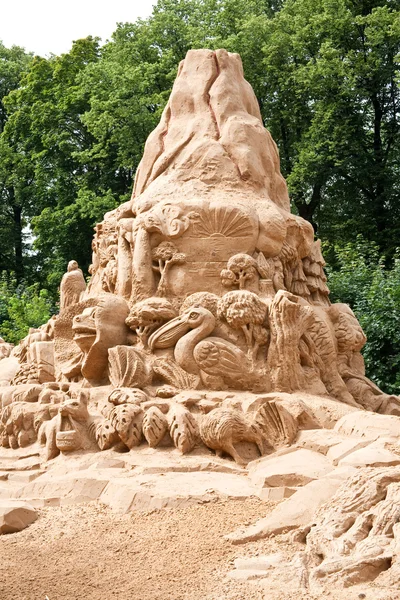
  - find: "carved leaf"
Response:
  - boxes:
[95,419,119,450]
[109,404,143,449]
[256,252,274,279]
[142,407,169,448]
[152,358,200,390]
[167,403,198,454]
[108,345,150,388]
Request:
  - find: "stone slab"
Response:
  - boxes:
[7,470,45,483]
[100,471,256,513]
[12,472,108,506]
[0,500,38,534]
[226,476,343,544]
[327,438,373,466]
[1,455,42,472]
[256,486,297,501]
[248,448,333,488]
[338,442,400,468]
[229,554,285,579]
[335,411,400,439]
[295,429,349,455]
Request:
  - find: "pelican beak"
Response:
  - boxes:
[148,314,191,350]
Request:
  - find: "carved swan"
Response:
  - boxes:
[148,307,261,389]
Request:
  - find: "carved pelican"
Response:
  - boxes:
[148,307,266,390]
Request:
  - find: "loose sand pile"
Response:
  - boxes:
[0,498,396,600]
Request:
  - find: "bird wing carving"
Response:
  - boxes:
[193,337,250,377]
[60,271,86,308]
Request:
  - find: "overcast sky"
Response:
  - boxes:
[1,0,156,56]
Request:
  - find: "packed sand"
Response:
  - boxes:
[0,497,397,600]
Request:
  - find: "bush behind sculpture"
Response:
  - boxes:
[326,238,400,394]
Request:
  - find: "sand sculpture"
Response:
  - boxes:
[1,48,400,592]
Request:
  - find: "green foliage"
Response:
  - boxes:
[0,273,54,344]
[0,42,33,280]
[326,239,400,393]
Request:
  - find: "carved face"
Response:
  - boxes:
[70,295,130,385]
[72,307,97,354]
[58,393,89,424]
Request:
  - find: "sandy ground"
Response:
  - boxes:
[0,498,398,600]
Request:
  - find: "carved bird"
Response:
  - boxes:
[60,260,86,311]
[199,408,264,466]
[148,307,266,390]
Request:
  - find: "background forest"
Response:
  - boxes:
[0,0,400,391]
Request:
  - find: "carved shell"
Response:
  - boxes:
[108,345,149,388]
[143,407,169,448]
[167,403,198,454]
[253,400,297,448]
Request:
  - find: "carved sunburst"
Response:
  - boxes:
[191,206,253,238]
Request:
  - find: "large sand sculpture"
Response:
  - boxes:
[1,49,400,593]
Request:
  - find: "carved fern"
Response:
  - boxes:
[108,345,150,388]
[109,404,143,449]
[94,419,119,450]
[152,358,200,390]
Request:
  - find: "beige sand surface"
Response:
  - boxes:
[0,498,397,600]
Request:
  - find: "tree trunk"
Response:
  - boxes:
[11,194,23,281]
[293,179,323,233]
[371,93,386,234]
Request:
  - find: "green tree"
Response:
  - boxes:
[3,38,108,290]
[327,238,400,394]
[255,0,400,249]
[0,42,32,280]
[0,272,54,344]
[1,0,400,297]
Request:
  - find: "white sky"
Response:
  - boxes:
[1,0,156,56]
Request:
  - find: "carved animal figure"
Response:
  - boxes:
[0,400,59,449]
[72,294,130,385]
[39,392,98,460]
[0,337,13,361]
[148,307,265,391]
[199,408,264,466]
[59,260,86,312]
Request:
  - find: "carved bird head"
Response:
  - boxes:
[148,307,216,350]
[67,260,79,272]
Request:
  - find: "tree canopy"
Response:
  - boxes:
[0,0,400,387]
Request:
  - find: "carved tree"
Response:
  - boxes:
[151,241,186,296]
[267,290,314,391]
[220,253,259,291]
[218,290,268,362]
[126,297,177,347]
